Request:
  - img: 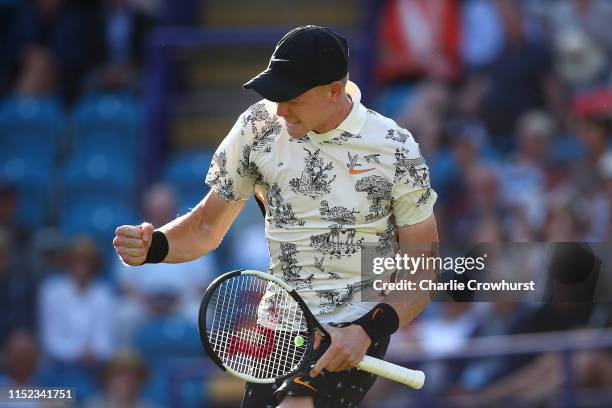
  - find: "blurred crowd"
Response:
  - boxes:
[0,0,159,104]
[375,0,612,245]
[1,0,612,406]
[366,0,612,405]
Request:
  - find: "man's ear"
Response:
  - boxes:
[329,81,344,101]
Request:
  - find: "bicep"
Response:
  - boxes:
[158,190,246,262]
[397,214,438,247]
[190,190,247,243]
[397,214,438,286]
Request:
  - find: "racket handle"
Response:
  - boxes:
[357,355,425,390]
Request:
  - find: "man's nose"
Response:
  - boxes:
[276,102,288,117]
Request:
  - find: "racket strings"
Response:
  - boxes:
[206,274,310,380]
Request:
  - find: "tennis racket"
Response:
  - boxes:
[198,269,425,389]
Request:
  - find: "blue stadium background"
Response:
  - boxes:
[1,0,612,406]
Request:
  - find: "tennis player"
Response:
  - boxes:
[114,25,438,408]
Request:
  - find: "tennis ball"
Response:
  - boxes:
[294,335,305,346]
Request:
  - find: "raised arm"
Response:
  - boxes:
[113,190,245,266]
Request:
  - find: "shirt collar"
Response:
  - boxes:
[307,81,367,143]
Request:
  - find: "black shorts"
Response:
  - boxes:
[240,327,390,408]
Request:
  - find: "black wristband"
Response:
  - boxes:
[352,303,399,341]
[143,231,169,264]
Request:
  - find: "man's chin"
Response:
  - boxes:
[287,127,307,138]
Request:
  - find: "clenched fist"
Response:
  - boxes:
[113,223,154,266]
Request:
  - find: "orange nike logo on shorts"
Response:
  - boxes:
[348,165,375,175]
[293,376,318,392]
[372,308,383,320]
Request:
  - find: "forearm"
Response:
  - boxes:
[158,192,244,263]
[158,209,217,263]
[389,214,439,327]
[384,289,431,328]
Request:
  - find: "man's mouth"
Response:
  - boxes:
[285,119,300,127]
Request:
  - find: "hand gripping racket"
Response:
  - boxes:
[198,270,425,389]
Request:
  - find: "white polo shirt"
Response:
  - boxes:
[206,81,437,323]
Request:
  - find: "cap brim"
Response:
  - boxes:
[243,69,313,102]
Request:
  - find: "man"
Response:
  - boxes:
[114,25,438,408]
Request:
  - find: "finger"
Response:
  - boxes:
[118,254,143,266]
[310,347,335,378]
[116,246,147,257]
[140,223,154,246]
[313,332,322,350]
[337,356,359,372]
[113,236,146,249]
[331,352,359,373]
[116,225,143,239]
[326,350,349,372]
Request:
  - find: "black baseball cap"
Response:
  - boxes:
[243,25,349,102]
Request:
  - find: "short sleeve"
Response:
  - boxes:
[391,132,437,226]
[205,110,258,202]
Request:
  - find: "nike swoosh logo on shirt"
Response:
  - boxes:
[348,166,375,175]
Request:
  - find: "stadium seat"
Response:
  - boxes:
[135,316,203,405]
[0,96,63,227]
[162,150,214,213]
[135,316,202,359]
[71,93,141,158]
[48,364,97,402]
[61,143,139,204]
[59,198,138,244]
[0,95,64,164]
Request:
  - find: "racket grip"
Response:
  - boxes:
[357,355,425,390]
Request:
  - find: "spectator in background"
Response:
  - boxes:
[395,81,451,158]
[573,115,610,175]
[499,110,554,233]
[461,0,504,70]
[565,104,611,240]
[13,45,57,98]
[426,78,493,214]
[599,152,612,238]
[90,0,154,92]
[0,183,30,249]
[480,0,557,147]
[0,0,27,97]
[16,0,106,104]
[554,29,609,92]
[442,118,507,242]
[542,0,612,54]
[0,228,37,350]
[86,350,159,408]
[39,235,116,364]
[376,0,461,82]
[0,330,50,387]
[542,195,590,241]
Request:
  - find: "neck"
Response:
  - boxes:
[313,94,353,134]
